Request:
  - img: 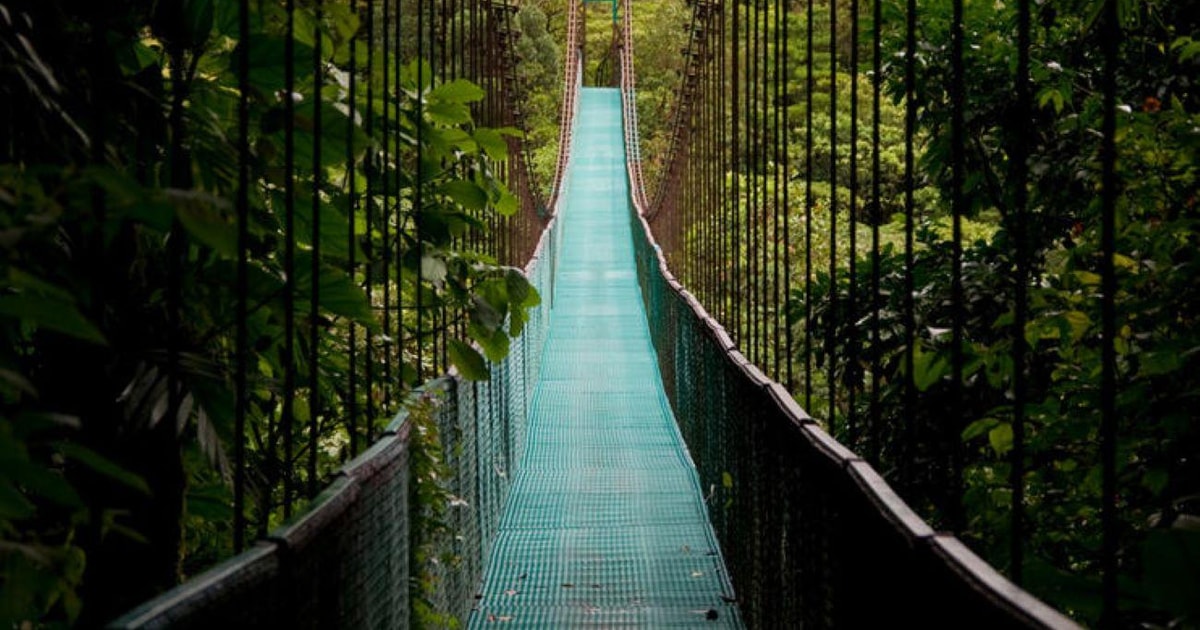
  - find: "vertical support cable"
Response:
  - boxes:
[902,0,917,487]
[772,0,782,381]
[847,0,859,443]
[234,0,250,552]
[396,0,407,385]
[731,0,741,345]
[347,7,360,458]
[282,0,297,518]
[803,0,814,411]
[1010,0,1031,585]
[720,0,730,326]
[416,0,426,383]
[758,0,769,373]
[748,0,758,365]
[869,0,882,464]
[308,0,323,499]
[1099,0,1121,623]
[782,0,793,391]
[381,0,392,404]
[827,0,839,428]
[441,0,449,81]
[364,0,377,443]
[948,0,966,532]
[754,0,763,366]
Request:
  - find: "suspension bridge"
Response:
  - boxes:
[0,0,1159,626]
[101,0,1081,626]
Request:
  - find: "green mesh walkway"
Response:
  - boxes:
[469,89,743,627]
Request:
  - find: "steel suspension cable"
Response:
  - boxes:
[282,0,297,518]
[772,0,783,381]
[364,0,377,444]
[748,0,759,365]
[1099,0,1120,622]
[234,0,251,552]
[869,0,883,465]
[782,0,793,391]
[828,0,839,427]
[847,0,860,443]
[395,0,406,382]
[1011,0,1031,586]
[308,0,324,499]
[948,0,967,533]
[416,0,426,382]
[803,0,813,411]
[381,0,393,397]
[731,0,741,344]
[902,0,917,488]
[346,14,360,457]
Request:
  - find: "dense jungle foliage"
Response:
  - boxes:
[781,0,1200,626]
[0,0,540,625]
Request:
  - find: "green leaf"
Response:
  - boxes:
[0,367,38,399]
[962,418,999,441]
[55,443,150,495]
[1059,310,1091,342]
[291,100,367,169]
[988,423,1014,456]
[187,486,233,520]
[439,128,477,153]
[238,35,314,95]
[476,328,510,363]
[473,128,509,161]
[429,78,485,104]
[295,197,359,261]
[494,190,519,217]
[448,339,489,380]
[176,198,237,257]
[1141,468,1169,495]
[911,344,949,392]
[403,58,435,90]
[506,268,540,309]
[295,252,377,327]
[1139,351,1182,378]
[0,295,106,345]
[426,101,472,126]
[508,309,527,338]
[439,180,488,210]
[476,279,510,327]
[183,0,214,46]
[0,459,82,509]
[0,480,36,520]
[1172,36,1200,62]
[1037,87,1065,114]
[8,268,74,302]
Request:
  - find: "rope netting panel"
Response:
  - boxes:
[468,88,743,628]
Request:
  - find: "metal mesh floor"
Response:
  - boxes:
[468,89,743,628]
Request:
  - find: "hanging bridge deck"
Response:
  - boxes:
[469,88,743,628]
